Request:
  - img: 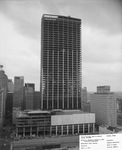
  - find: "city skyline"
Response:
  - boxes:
[0,0,122,92]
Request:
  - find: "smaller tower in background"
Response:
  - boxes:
[0,65,8,126]
[34,91,41,110]
[13,76,24,110]
[91,86,117,127]
[8,79,14,93]
[24,83,35,110]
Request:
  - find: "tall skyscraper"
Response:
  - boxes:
[41,14,82,110]
[91,86,117,127]
[13,76,24,110]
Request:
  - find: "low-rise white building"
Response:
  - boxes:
[51,110,95,135]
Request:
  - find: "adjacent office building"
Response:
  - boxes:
[0,66,8,126]
[6,79,14,124]
[0,66,8,90]
[6,92,13,125]
[91,86,117,127]
[82,87,91,112]
[41,14,82,110]
[116,96,122,126]
[82,87,87,104]
[34,91,41,110]
[13,76,24,110]
[24,83,35,110]
[8,79,14,93]
[0,89,6,126]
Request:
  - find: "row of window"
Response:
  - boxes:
[17,123,94,136]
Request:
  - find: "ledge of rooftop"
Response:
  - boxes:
[94,92,114,94]
[51,109,93,115]
[17,109,93,117]
[42,14,81,21]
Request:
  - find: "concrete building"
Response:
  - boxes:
[6,92,13,124]
[34,91,41,110]
[91,86,117,127]
[82,87,91,112]
[0,66,8,90]
[8,79,14,93]
[97,85,110,94]
[24,83,35,110]
[0,66,8,126]
[13,76,24,110]
[116,96,122,126]
[0,88,7,126]
[15,109,95,138]
[0,89,4,126]
[82,87,87,104]
[41,14,82,110]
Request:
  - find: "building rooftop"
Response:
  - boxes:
[16,109,93,118]
[42,14,81,21]
[28,110,50,114]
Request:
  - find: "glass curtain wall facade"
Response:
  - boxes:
[41,14,82,110]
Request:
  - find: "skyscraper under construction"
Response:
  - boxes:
[41,14,82,110]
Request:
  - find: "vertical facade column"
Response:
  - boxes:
[88,124,90,133]
[37,127,39,136]
[67,49,69,109]
[67,125,69,135]
[56,126,57,136]
[72,125,74,135]
[41,18,43,110]
[76,47,78,109]
[72,24,73,109]
[52,50,54,109]
[57,50,59,109]
[76,25,78,109]
[62,49,64,109]
[83,124,84,134]
[50,126,52,136]
[93,123,95,133]
[30,127,32,136]
[16,128,18,137]
[78,124,79,134]
[41,87,43,109]
[47,50,49,109]
[61,125,63,135]
[62,20,64,109]
[57,21,59,109]
[23,127,25,137]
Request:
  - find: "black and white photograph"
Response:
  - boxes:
[0,0,122,149]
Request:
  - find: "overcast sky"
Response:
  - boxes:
[0,0,122,92]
